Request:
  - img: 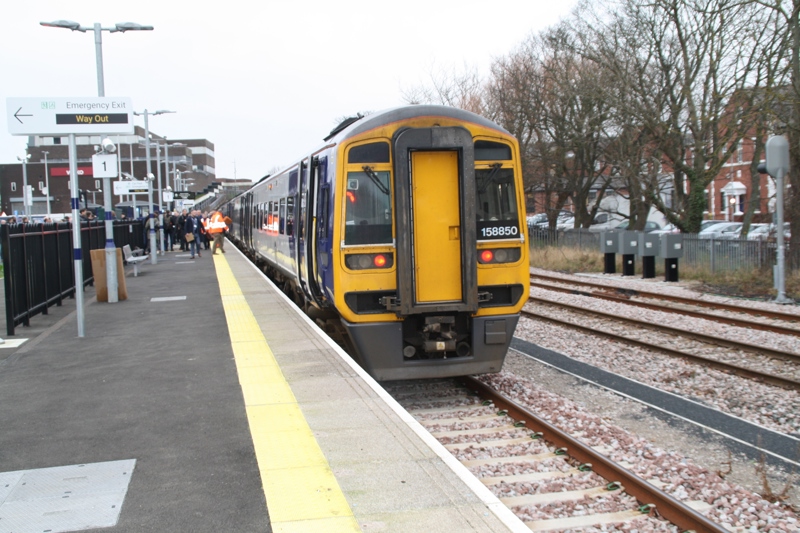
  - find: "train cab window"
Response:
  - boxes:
[476,166,517,221]
[279,198,286,234]
[474,140,518,239]
[344,168,393,245]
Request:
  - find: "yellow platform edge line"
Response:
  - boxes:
[212,254,359,531]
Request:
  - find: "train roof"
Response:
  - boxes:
[325,105,511,143]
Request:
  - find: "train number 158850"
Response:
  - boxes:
[478,222,520,240]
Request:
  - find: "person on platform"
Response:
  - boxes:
[205,210,229,255]
[177,209,188,251]
[191,210,205,251]
[184,210,201,259]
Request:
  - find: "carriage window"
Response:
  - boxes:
[279,198,286,235]
[319,186,330,239]
[475,166,519,240]
[344,168,393,245]
[286,197,294,236]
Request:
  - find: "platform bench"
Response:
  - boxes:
[122,244,149,276]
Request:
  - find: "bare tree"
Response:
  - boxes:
[485,28,615,230]
[578,0,783,233]
[751,0,800,266]
[402,64,487,115]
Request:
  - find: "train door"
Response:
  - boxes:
[411,151,461,302]
[298,157,324,305]
[242,192,253,250]
[392,127,478,316]
[314,157,332,304]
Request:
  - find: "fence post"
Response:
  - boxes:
[710,236,716,273]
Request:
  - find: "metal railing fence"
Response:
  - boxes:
[1,220,145,335]
[528,227,787,273]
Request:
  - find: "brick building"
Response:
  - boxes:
[0,126,217,216]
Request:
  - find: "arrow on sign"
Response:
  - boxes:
[13,107,32,124]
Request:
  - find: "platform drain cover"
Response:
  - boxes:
[0,459,135,533]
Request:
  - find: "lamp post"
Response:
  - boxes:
[42,151,51,215]
[16,153,31,217]
[134,109,175,264]
[40,20,153,97]
[41,19,153,316]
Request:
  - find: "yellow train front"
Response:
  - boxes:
[329,106,529,380]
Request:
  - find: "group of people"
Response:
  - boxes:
[146,209,231,259]
[0,215,67,224]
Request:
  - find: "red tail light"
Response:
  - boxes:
[478,247,521,264]
[345,253,394,270]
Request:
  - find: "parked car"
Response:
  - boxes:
[698,222,742,239]
[527,213,547,228]
[745,222,791,241]
[556,214,576,230]
[700,220,726,232]
[531,210,574,230]
[614,220,662,233]
[737,223,769,240]
[650,223,680,235]
[747,224,772,241]
[716,223,746,240]
[588,212,623,232]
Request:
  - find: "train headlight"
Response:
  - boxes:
[345,253,394,270]
[477,247,520,264]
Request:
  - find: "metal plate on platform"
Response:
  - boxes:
[0,459,136,533]
[0,338,28,349]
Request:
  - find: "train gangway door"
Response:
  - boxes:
[411,151,462,303]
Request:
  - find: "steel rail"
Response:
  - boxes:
[528,294,800,365]
[529,279,800,338]
[530,272,800,324]
[463,376,729,533]
[521,308,800,391]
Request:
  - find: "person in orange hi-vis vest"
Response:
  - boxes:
[206,210,229,255]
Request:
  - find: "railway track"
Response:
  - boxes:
[386,377,727,533]
[524,293,800,391]
[529,272,800,338]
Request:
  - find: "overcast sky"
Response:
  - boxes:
[2,0,577,182]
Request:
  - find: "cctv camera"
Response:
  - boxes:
[101,138,117,153]
[147,173,155,181]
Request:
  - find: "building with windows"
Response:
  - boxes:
[0,127,218,216]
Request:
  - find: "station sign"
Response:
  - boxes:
[51,167,91,177]
[6,97,134,136]
[113,180,150,195]
[92,153,118,178]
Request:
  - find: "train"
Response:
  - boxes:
[223,105,529,380]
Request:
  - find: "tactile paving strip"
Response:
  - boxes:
[0,459,135,533]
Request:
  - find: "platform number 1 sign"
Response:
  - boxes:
[92,153,118,178]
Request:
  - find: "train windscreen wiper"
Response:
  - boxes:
[362,166,391,196]
[477,163,503,194]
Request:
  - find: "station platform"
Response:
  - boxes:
[0,242,528,532]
